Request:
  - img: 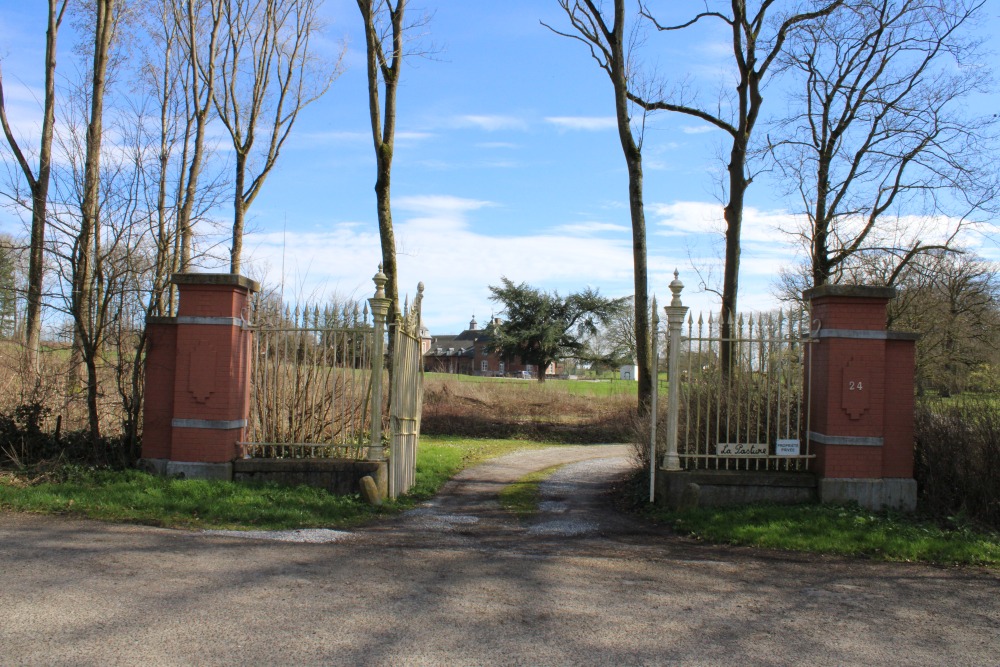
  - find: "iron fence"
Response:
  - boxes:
[653,273,814,477]
[242,302,379,460]
[674,309,813,471]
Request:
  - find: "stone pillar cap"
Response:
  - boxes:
[171,273,260,293]
[803,284,895,302]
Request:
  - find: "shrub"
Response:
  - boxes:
[0,399,133,470]
[915,397,1000,529]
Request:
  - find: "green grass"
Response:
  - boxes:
[498,464,564,518]
[0,467,371,530]
[425,372,653,397]
[0,436,560,530]
[646,502,1000,566]
[406,436,564,502]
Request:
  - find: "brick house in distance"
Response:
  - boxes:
[423,316,555,378]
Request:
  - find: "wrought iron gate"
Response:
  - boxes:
[651,273,813,484]
[388,285,425,498]
[241,267,424,499]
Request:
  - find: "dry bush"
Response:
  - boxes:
[421,377,635,443]
[0,342,135,468]
[915,398,1000,529]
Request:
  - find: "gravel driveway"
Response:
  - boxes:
[2,444,998,666]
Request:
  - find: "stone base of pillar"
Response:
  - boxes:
[138,458,234,481]
[819,478,916,512]
[655,470,818,509]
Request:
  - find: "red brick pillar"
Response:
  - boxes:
[141,274,259,479]
[803,285,918,510]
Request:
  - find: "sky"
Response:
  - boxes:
[0,1,998,336]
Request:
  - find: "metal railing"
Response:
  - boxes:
[240,267,425,499]
[654,273,813,474]
[242,301,379,460]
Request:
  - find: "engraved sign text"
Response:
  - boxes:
[717,442,769,457]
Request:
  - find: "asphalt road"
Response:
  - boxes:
[2,444,998,666]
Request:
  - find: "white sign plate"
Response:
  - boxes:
[716,442,768,457]
[775,439,800,456]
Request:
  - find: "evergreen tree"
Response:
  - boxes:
[488,278,626,383]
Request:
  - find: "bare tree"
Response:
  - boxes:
[357,0,419,319]
[211,0,341,274]
[633,0,843,374]
[0,234,23,339]
[771,0,998,288]
[172,0,225,284]
[0,0,69,378]
[889,250,1000,396]
[70,0,120,445]
[583,294,636,371]
[138,0,229,314]
[545,0,655,411]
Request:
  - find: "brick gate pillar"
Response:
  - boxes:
[141,273,259,479]
[803,284,918,511]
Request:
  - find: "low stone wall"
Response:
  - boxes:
[233,458,388,499]
[656,470,817,509]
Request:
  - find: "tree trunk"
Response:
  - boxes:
[607,0,652,413]
[230,153,246,274]
[626,155,651,413]
[375,157,398,316]
[74,0,116,447]
[719,142,745,378]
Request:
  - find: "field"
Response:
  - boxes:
[421,372,639,442]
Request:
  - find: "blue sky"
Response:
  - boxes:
[1,1,998,335]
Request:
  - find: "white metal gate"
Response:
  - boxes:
[242,303,377,460]
[241,267,424,499]
[652,273,813,479]
[388,285,424,498]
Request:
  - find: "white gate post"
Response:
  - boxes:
[649,297,659,502]
[368,266,391,461]
[662,271,688,471]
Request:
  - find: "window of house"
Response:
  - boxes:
[481,360,488,372]
[499,362,505,375]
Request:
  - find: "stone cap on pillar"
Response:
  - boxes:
[171,273,260,293]
[802,284,895,302]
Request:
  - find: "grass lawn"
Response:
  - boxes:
[643,501,1000,567]
[0,436,562,530]
[425,372,649,397]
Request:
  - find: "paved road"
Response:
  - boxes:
[2,444,999,666]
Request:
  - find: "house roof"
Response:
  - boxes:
[425,327,497,358]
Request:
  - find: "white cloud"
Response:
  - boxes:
[545,116,617,131]
[454,114,529,132]
[395,195,495,214]
[681,125,715,135]
[245,194,641,332]
[551,221,630,235]
[649,200,806,244]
